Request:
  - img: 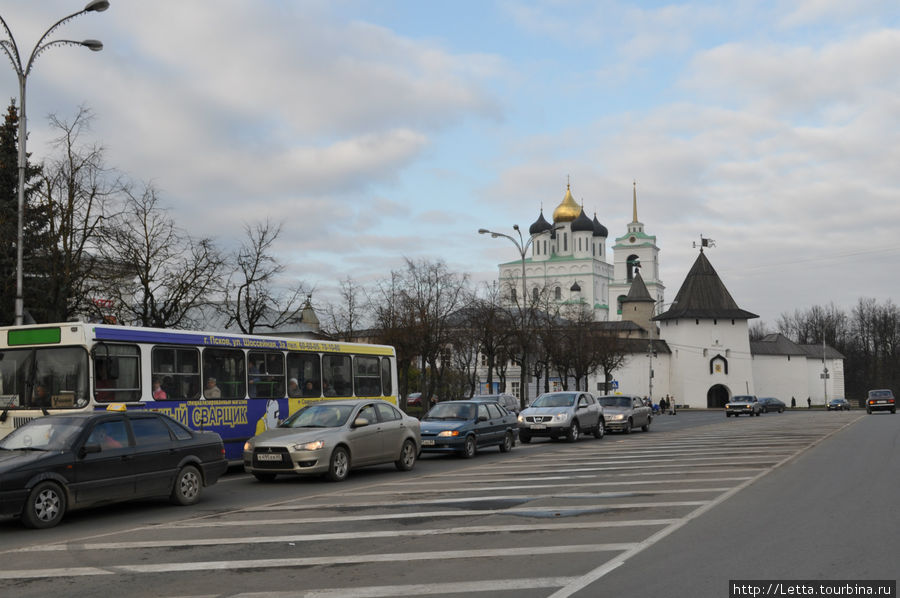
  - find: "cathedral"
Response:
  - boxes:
[488,183,845,408]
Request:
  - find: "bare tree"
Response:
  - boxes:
[97,184,224,328]
[35,106,124,322]
[321,276,366,341]
[220,219,308,333]
[369,271,419,408]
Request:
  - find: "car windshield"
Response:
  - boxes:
[531,393,576,408]
[281,404,354,428]
[869,390,892,398]
[599,397,631,408]
[731,396,753,402]
[424,403,475,420]
[0,418,84,451]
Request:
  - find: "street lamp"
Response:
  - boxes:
[479,224,549,407]
[0,0,109,326]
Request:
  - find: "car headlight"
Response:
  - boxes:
[554,412,568,422]
[292,439,325,451]
[243,440,254,452]
[517,414,525,423]
[612,414,625,421]
[438,430,460,437]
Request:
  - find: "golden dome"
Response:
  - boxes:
[552,184,580,223]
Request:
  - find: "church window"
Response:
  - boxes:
[544,240,547,254]
[555,287,561,300]
[563,233,568,252]
[714,319,718,325]
[626,254,639,282]
[703,349,708,357]
[532,287,539,302]
[510,288,517,302]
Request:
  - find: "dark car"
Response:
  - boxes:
[419,400,517,458]
[0,407,227,529]
[866,389,895,414]
[470,393,521,414]
[826,398,850,411]
[758,397,786,413]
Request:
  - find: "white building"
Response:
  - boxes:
[487,182,844,408]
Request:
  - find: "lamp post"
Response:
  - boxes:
[478,224,541,408]
[0,0,109,326]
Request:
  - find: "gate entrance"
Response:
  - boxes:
[707,384,730,408]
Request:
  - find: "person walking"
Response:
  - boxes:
[807,396,811,409]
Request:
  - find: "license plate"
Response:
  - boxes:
[422,439,435,446]
[256,453,283,461]
[530,424,547,430]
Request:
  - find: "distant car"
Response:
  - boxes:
[470,393,521,414]
[406,392,423,407]
[758,397,786,413]
[517,391,604,443]
[866,389,896,414]
[597,394,652,433]
[826,398,850,411]
[0,408,227,529]
[419,400,518,458]
[725,395,762,417]
[243,399,420,482]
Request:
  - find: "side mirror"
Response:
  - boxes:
[79,443,101,457]
[353,417,370,428]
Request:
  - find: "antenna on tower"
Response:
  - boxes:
[693,235,716,252]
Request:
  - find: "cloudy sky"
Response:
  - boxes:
[2,0,899,327]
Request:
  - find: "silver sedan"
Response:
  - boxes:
[243,399,420,482]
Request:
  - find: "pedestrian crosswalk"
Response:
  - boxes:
[0,412,863,597]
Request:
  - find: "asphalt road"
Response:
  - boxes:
[0,409,894,598]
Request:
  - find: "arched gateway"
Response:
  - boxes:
[707,384,730,408]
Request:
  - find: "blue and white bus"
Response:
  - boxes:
[0,323,398,461]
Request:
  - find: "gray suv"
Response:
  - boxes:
[597,394,652,433]
[518,391,604,443]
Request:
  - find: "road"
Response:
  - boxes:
[0,410,894,598]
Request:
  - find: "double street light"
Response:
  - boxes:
[0,0,109,326]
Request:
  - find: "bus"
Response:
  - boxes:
[0,322,398,461]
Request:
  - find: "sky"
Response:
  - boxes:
[1,0,899,328]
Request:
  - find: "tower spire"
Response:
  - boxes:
[632,180,638,223]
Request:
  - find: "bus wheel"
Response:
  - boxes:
[171,465,203,506]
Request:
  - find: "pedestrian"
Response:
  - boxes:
[660,396,667,414]
[807,397,811,409]
[670,395,677,415]
[791,396,796,408]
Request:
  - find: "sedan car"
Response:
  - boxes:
[725,395,762,417]
[826,398,850,411]
[419,400,517,458]
[866,389,896,414]
[597,394,651,433]
[517,391,604,443]
[0,407,227,529]
[758,397,786,413]
[243,399,420,482]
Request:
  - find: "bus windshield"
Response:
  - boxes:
[0,347,89,411]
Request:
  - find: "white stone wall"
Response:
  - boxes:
[751,355,809,405]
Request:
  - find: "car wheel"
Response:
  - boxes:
[725,412,731,417]
[779,407,784,413]
[867,408,872,414]
[395,439,417,471]
[22,481,67,529]
[326,446,350,482]
[519,432,531,444]
[566,421,580,442]
[253,473,277,483]
[499,431,513,453]
[641,420,650,432]
[170,465,203,506]
[623,420,632,434]
[593,419,605,439]
[461,435,477,458]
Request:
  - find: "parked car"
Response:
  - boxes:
[758,397,786,413]
[470,393,521,414]
[725,395,762,417]
[405,392,423,407]
[826,398,851,411]
[419,400,517,458]
[517,391,604,443]
[243,399,420,482]
[597,394,652,433]
[866,389,896,414]
[0,407,227,529]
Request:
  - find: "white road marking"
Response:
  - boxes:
[227,577,580,598]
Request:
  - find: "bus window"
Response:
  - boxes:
[381,357,393,397]
[288,352,320,397]
[152,347,200,400]
[354,355,381,397]
[93,344,141,403]
[0,347,89,409]
[248,351,285,398]
[202,348,246,399]
[322,354,352,397]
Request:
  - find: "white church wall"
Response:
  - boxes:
[752,355,808,405]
